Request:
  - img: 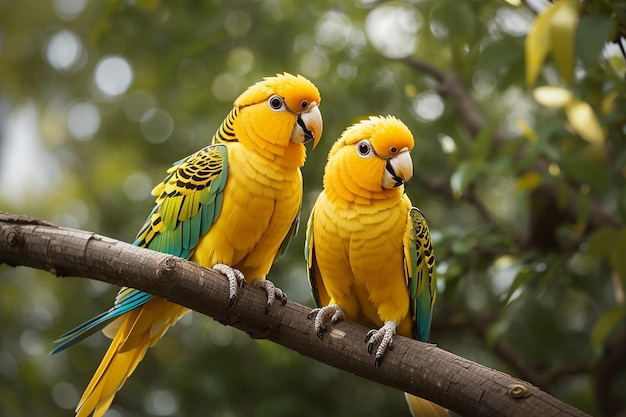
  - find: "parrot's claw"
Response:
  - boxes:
[253,279,287,314]
[212,264,246,308]
[365,321,397,368]
[307,304,345,339]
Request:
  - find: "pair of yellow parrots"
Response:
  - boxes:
[51,73,447,417]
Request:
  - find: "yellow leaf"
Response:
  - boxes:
[565,99,606,144]
[549,0,580,84]
[548,162,560,177]
[525,1,560,86]
[516,171,542,193]
[515,117,538,142]
[404,84,418,98]
[601,91,618,114]
[532,86,573,108]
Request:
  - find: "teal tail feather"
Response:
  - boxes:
[50,290,152,354]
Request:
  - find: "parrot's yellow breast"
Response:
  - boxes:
[193,142,302,280]
[312,192,413,335]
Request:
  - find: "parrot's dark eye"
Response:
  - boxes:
[268,95,284,111]
[390,146,397,154]
[300,100,308,109]
[356,139,374,158]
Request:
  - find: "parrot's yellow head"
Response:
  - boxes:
[324,115,414,202]
[233,73,323,167]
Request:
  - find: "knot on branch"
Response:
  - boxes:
[5,227,20,247]
[156,256,180,289]
[49,266,70,277]
[215,313,277,340]
[163,256,178,271]
[245,325,276,340]
[507,383,531,399]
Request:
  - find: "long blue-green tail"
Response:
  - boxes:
[50,289,152,354]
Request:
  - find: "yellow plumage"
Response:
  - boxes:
[306,116,446,417]
[54,73,323,417]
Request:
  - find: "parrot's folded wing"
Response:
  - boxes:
[134,143,229,258]
[403,207,437,343]
[52,144,229,354]
[304,206,330,308]
[274,205,300,263]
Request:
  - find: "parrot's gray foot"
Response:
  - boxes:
[307,304,345,339]
[253,279,287,313]
[365,320,397,368]
[212,264,246,308]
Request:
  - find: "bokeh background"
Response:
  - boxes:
[1,0,625,416]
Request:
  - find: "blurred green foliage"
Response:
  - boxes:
[0,0,625,416]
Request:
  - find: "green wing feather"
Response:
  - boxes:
[403,207,437,342]
[134,144,229,259]
[51,144,229,354]
[304,206,329,308]
[274,206,300,263]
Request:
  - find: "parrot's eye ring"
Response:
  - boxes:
[356,139,374,158]
[300,100,308,109]
[268,95,285,111]
[390,146,397,154]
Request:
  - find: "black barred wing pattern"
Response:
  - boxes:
[134,144,229,259]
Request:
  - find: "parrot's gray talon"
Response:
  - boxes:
[365,321,397,368]
[374,354,384,368]
[253,279,287,313]
[212,264,246,308]
[308,304,344,339]
[365,329,377,353]
[307,308,321,320]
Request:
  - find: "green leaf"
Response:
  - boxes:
[473,124,493,162]
[515,146,542,171]
[450,161,482,197]
[504,267,533,305]
[136,0,160,10]
[431,0,475,41]
[619,190,626,222]
[591,306,626,349]
[476,39,524,73]
[575,190,590,227]
[485,319,509,347]
[451,238,474,255]
[587,227,619,258]
[556,180,570,210]
[609,227,626,285]
[576,14,617,69]
[492,138,525,172]
[559,153,610,193]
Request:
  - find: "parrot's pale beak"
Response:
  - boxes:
[382,148,413,189]
[291,102,323,149]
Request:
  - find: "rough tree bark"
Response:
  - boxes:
[0,212,590,417]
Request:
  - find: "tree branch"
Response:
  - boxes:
[0,212,591,417]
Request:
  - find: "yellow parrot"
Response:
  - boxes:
[305,116,447,417]
[51,73,323,417]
